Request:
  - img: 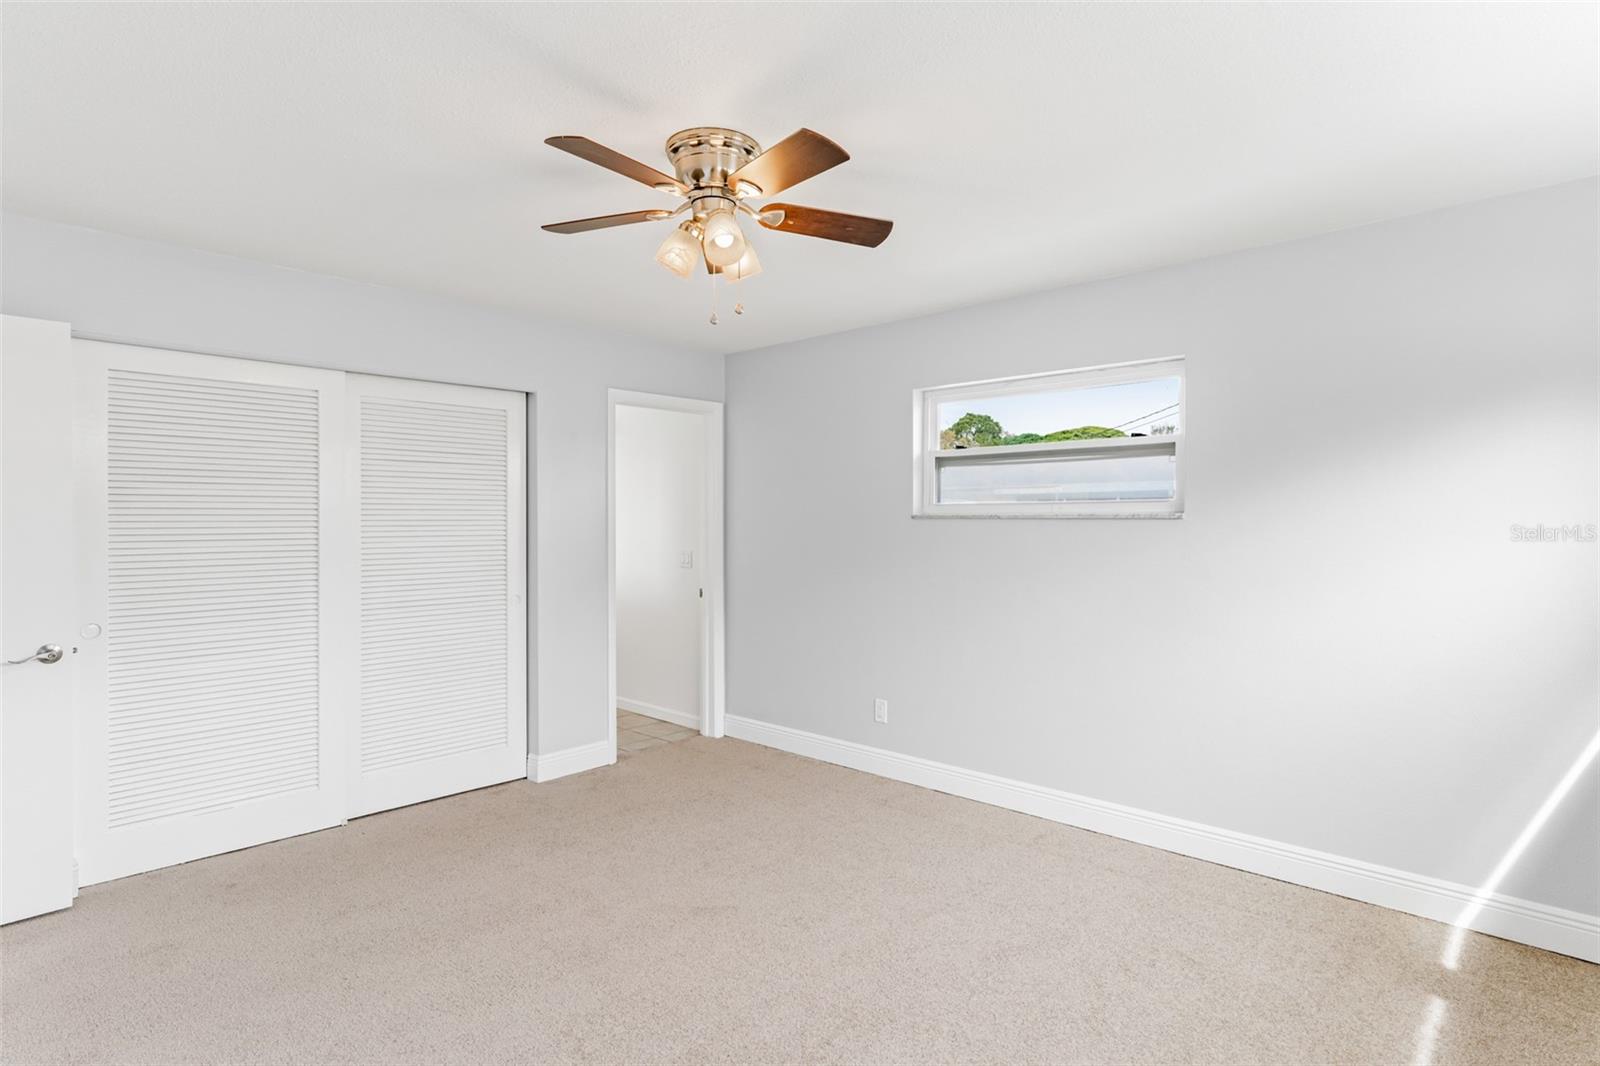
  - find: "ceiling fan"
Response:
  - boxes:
[540,127,892,290]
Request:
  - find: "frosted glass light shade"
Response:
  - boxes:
[654,226,700,279]
[723,241,762,283]
[701,209,746,268]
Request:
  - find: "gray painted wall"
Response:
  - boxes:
[725,179,1599,914]
[1,213,725,755]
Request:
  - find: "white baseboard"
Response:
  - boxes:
[725,715,1599,964]
[617,696,700,731]
[528,739,614,784]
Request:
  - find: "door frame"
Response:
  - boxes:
[606,389,725,761]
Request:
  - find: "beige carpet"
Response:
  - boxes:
[3,737,1596,1065]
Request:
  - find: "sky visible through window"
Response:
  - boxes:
[938,376,1181,442]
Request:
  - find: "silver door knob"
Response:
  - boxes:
[6,644,63,666]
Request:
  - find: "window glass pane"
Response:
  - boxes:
[937,376,1180,449]
[938,452,1177,503]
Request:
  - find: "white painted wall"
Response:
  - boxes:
[725,179,1599,918]
[0,213,724,757]
[615,405,706,724]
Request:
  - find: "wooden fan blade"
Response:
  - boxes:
[758,203,893,248]
[726,129,848,197]
[544,136,688,194]
[541,209,672,234]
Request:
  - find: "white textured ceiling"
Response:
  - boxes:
[3,3,1595,354]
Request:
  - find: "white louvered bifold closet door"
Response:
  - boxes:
[346,375,526,817]
[75,341,347,886]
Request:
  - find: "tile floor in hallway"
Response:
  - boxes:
[617,708,697,754]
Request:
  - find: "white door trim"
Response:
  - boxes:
[606,389,725,764]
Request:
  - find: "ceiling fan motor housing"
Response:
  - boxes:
[665,127,763,196]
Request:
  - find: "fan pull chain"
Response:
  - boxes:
[708,272,719,326]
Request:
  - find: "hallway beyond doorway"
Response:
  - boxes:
[616,708,697,756]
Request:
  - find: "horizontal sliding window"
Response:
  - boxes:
[914,357,1185,518]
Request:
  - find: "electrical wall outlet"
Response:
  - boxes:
[873,698,889,724]
[679,550,693,569]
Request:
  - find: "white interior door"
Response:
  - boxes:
[346,374,526,817]
[74,340,347,886]
[2,316,78,922]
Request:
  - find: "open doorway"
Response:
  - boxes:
[607,390,725,762]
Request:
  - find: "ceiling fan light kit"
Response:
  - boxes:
[653,223,701,280]
[700,207,747,267]
[542,126,892,321]
[724,241,761,283]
